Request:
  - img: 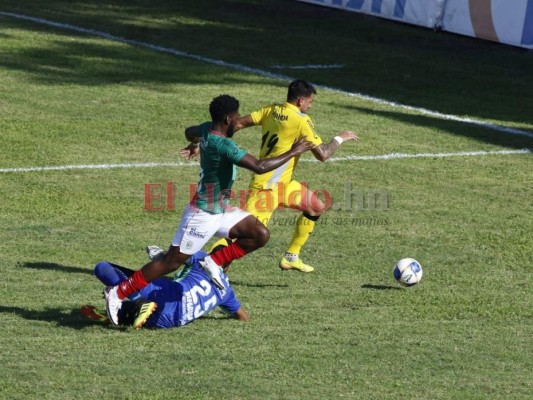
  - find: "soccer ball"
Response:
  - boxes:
[393,258,423,287]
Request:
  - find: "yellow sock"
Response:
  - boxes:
[209,238,233,253]
[287,214,316,255]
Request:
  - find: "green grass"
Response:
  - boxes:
[0,1,532,399]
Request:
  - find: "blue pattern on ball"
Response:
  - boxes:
[410,261,421,273]
[393,267,402,280]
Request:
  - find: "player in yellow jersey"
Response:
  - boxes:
[183,80,358,272]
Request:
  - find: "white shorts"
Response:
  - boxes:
[171,204,250,255]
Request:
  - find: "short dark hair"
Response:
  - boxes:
[287,79,317,102]
[209,95,240,123]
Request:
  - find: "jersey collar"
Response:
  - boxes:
[208,128,225,138]
[284,101,304,114]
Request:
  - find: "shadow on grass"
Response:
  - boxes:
[361,284,402,291]
[344,105,533,150]
[20,261,93,275]
[230,280,289,288]
[0,305,120,330]
[196,313,241,322]
[0,14,275,89]
[1,0,532,128]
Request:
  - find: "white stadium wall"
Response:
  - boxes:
[442,0,533,49]
[295,0,446,28]
[296,0,533,49]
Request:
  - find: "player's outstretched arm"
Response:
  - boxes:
[312,130,359,162]
[234,115,255,133]
[238,137,314,174]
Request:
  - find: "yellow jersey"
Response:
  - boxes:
[249,102,323,189]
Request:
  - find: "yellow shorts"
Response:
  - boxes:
[245,181,311,226]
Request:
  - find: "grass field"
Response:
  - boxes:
[0,1,532,399]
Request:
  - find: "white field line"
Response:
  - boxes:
[0,161,197,174]
[1,11,533,139]
[1,149,530,174]
[310,148,532,162]
[270,64,345,69]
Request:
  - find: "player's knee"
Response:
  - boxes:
[254,225,270,248]
[94,261,111,276]
[304,193,326,214]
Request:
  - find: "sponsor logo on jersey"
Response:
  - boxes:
[188,228,207,239]
[272,110,288,121]
[306,119,319,139]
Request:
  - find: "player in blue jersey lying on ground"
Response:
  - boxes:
[80,250,248,329]
[104,94,313,327]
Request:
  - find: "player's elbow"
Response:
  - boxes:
[234,121,246,132]
[251,163,268,174]
[315,154,328,162]
[312,147,329,162]
[235,308,250,322]
[184,126,198,142]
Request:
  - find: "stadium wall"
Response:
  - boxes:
[296,0,533,49]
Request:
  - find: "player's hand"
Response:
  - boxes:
[179,143,200,160]
[290,137,315,155]
[337,130,359,143]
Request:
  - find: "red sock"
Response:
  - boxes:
[117,270,148,299]
[211,242,247,266]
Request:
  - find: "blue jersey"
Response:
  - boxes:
[139,261,240,329]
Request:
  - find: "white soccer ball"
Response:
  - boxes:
[393,258,423,287]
